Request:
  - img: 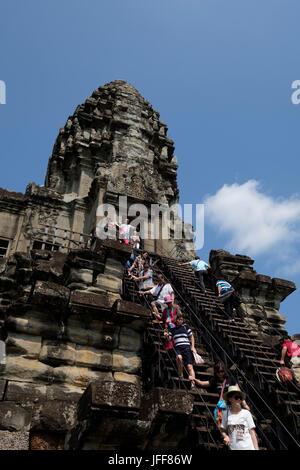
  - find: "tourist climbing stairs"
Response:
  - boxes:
[158,255,300,449]
[123,271,224,450]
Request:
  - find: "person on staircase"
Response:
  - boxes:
[190,361,250,411]
[154,295,181,325]
[165,312,197,391]
[179,256,211,294]
[280,335,300,386]
[156,295,181,354]
[220,386,259,450]
[140,274,174,318]
[216,279,235,322]
[127,251,149,275]
[119,218,134,245]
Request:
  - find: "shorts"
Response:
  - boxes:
[175,345,193,365]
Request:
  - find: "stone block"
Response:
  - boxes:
[69,289,111,312]
[6,332,42,358]
[119,327,142,352]
[31,280,70,311]
[264,307,286,323]
[104,257,124,277]
[52,365,112,388]
[6,311,60,338]
[75,346,112,369]
[112,299,150,320]
[78,380,141,420]
[65,320,119,349]
[46,384,84,402]
[5,381,47,402]
[95,274,122,294]
[113,372,140,386]
[39,340,76,366]
[112,351,141,373]
[31,401,77,432]
[69,268,93,285]
[240,303,265,320]
[0,402,31,431]
[4,356,54,384]
[0,431,30,450]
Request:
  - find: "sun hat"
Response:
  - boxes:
[223,385,246,402]
[164,295,173,303]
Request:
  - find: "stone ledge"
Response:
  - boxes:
[69,289,111,314]
[78,380,141,421]
[31,280,70,311]
[112,299,151,320]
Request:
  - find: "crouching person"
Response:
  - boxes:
[164,313,197,391]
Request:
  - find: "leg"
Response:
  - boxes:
[187,364,195,387]
[151,301,159,317]
[176,354,183,378]
[196,270,207,293]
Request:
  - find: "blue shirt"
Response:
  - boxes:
[190,259,209,271]
[216,280,233,294]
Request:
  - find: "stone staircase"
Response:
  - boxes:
[157,255,300,449]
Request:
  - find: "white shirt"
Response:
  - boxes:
[139,269,154,290]
[150,283,174,304]
[221,409,256,450]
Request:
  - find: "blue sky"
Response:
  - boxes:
[0,0,299,334]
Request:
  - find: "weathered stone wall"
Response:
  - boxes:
[209,249,296,336]
[0,243,151,449]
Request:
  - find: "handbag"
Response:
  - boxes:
[192,350,204,365]
[276,367,293,383]
[214,379,227,427]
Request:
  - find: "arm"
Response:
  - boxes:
[249,428,259,450]
[132,273,150,282]
[280,346,287,365]
[217,285,222,297]
[194,378,210,387]
[220,427,230,447]
[189,333,196,351]
[178,261,191,266]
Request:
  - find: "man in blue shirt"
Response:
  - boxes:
[179,256,211,294]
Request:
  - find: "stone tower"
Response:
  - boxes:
[43,80,194,258]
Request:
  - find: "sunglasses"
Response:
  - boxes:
[231,395,242,400]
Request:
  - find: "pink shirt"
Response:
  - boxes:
[282,340,300,357]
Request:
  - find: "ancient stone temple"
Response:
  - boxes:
[0,81,299,451]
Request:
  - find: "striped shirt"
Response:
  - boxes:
[169,324,192,348]
[216,280,233,294]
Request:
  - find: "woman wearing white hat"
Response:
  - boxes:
[220,386,259,450]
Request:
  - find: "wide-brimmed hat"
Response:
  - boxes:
[164,295,173,304]
[223,385,246,402]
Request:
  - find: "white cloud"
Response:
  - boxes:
[204,180,300,257]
